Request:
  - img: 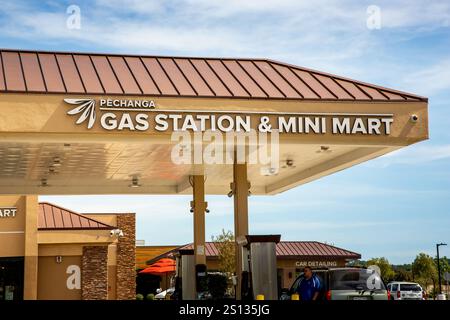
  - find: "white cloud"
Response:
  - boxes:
[252,220,397,232]
[400,58,450,95]
[371,144,450,167]
[2,0,448,60]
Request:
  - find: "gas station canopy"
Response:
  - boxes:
[0,49,428,195]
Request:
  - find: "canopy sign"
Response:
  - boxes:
[0,207,17,218]
[64,98,394,135]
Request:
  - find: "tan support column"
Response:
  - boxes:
[233,162,249,300]
[23,195,38,300]
[192,175,206,265]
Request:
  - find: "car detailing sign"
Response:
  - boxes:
[295,260,338,267]
[0,207,17,218]
[64,98,394,134]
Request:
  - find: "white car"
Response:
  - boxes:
[387,282,424,300]
[155,288,175,300]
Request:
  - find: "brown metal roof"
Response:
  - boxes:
[177,241,360,259]
[38,202,114,230]
[0,49,426,101]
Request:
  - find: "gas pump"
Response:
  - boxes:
[239,235,281,300]
[195,263,208,299]
[173,249,196,300]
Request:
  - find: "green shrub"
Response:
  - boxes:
[136,293,144,300]
[146,293,155,300]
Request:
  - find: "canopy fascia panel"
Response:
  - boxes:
[0,49,428,196]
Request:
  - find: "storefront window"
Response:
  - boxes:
[0,257,24,301]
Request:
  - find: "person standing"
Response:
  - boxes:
[297,266,321,301]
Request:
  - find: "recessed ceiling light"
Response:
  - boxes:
[39,178,48,187]
[129,177,141,188]
[52,157,62,167]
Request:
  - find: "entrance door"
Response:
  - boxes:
[0,257,24,300]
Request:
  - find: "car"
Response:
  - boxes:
[280,267,389,300]
[386,282,424,300]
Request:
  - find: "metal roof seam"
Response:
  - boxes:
[203,60,234,97]
[266,58,427,101]
[17,52,28,91]
[317,240,360,256]
[268,63,304,98]
[235,60,269,98]
[219,60,252,97]
[105,56,126,95]
[121,56,144,95]
[250,60,287,98]
[375,87,391,100]
[289,67,322,99]
[0,50,427,101]
[50,204,57,228]
[76,212,82,228]
[309,72,339,99]
[87,55,106,94]
[137,56,162,95]
[70,54,87,94]
[342,79,372,100]
[35,53,48,93]
[285,241,297,255]
[58,206,65,228]
[187,59,217,97]
[330,77,356,100]
[52,53,68,93]
[0,52,6,91]
[41,204,47,228]
[259,61,301,98]
[355,83,375,100]
[68,205,75,228]
[155,57,180,95]
[171,57,199,96]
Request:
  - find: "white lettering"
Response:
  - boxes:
[66,265,81,290]
[332,118,350,134]
[278,117,296,133]
[135,114,149,131]
[155,114,169,131]
[100,113,117,130]
[351,118,367,134]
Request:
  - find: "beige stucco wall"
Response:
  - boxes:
[0,196,132,300]
[37,255,82,300]
[0,195,26,257]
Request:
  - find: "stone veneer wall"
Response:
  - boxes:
[81,246,108,300]
[116,214,136,300]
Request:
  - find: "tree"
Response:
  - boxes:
[347,260,367,267]
[412,253,437,294]
[436,256,450,277]
[435,255,449,294]
[366,257,395,282]
[211,229,235,275]
[394,268,413,282]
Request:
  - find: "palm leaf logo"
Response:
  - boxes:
[64,98,96,129]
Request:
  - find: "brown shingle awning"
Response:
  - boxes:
[0,49,426,101]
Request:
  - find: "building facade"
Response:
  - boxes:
[139,241,361,290]
[0,196,136,300]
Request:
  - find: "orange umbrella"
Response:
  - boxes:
[140,265,176,274]
[139,258,176,290]
[139,258,176,274]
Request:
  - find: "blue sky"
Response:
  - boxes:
[1,0,449,264]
